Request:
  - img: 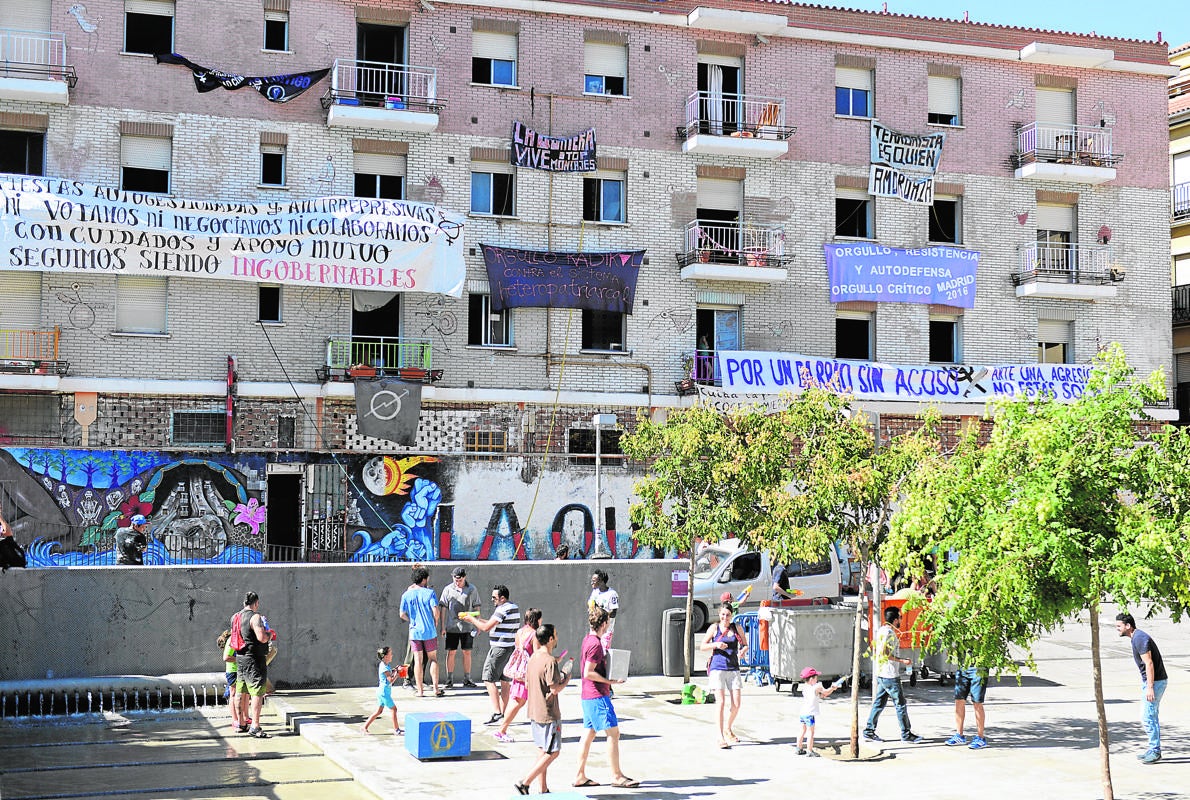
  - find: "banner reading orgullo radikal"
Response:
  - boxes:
[481,244,642,313]
[0,173,466,296]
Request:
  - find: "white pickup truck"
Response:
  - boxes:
[690,539,842,630]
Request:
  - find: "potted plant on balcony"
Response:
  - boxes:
[348,363,378,378]
[675,352,698,395]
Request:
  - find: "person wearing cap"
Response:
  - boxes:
[0,510,27,570]
[796,666,842,756]
[115,514,150,565]
[439,566,481,688]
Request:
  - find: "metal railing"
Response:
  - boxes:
[323,58,440,111]
[1174,285,1190,324]
[1013,242,1114,284]
[1174,182,1190,222]
[1015,122,1120,167]
[326,335,433,371]
[0,28,76,85]
[678,219,788,268]
[0,327,59,360]
[689,349,720,385]
[678,91,796,140]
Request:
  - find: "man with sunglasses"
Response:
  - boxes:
[461,584,521,725]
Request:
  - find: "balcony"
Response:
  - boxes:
[677,91,795,159]
[1014,123,1120,184]
[0,327,68,375]
[1174,182,1190,223]
[321,335,441,383]
[322,59,441,133]
[676,219,789,283]
[0,28,76,104]
[1174,285,1190,325]
[1012,242,1120,300]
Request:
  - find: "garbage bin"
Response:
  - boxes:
[662,608,695,677]
[768,605,855,693]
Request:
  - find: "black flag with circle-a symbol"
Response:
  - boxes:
[354,378,422,445]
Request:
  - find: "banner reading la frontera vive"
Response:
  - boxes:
[824,243,979,308]
[481,244,642,313]
[716,350,1093,403]
[511,122,597,172]
[0,174,466,296]
[156,54,330,103]
[868,120,945,205]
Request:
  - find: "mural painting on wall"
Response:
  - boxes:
[0,448,266,566]
[349,455,442,562]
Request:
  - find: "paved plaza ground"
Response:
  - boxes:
[1,603,1185,800]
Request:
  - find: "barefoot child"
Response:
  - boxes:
[362,646,403,735]
[797,667,842,756]
[216,630,243,732]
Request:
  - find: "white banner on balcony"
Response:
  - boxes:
[0,173,465,297]
[869,120,945,205]
[715,350,1093,404]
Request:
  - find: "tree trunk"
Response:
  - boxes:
[683,549,695,683]
[1089,600,1114,800]
[848,568,865,758]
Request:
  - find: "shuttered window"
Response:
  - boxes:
[353,152,406,176]
[1173,152,1190,187]
[1175,254,1190,286]
[1176,351,1190,384]
[0,0,51,30]
[696,177,741,211]
[116,276,167,334]
[126,0,174,14]
[1035,88,1075,126]
[121,134,171,193]
[0,273,42,330]
[1038,319,1071,364]
[1035,204,1075,232]
[124,0,174,54]
[472,31,517,86]
[927,76,961,126]
[836,67,873,117]
[353,152,405,199]
[472,31,517,60]
[584,42,627,95]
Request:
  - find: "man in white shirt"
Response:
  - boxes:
[862,606,922,743]
[588,570,619,649]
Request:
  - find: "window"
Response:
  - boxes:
[929,317,960,363]
[0,131,44,176]
[835,66,872,117]
[0,272,42,330]
[1036,204,1076,273]
[1038,320,1071,364]
[464,429,508,460]
[583,173,625,223]
[470,166,516,216]
[1176,254,1190,286]
[121,134,171,193]
[354,152,405,200]
[927,75,961,126]
[835,192,873,239]
[584,41,627,96]
[472,30,517,86]
[929,197,961,244]
[260,144,286,186]
[124,0,174,55]
[116,275,167,334]
[258,285,282,323]
[782,554,833,578]
[171,410,224,445]
[264,9,289,51]
[836,314,873,360]
[567,427,623,466]
[582,310,625,352]
[277,416,296,448]
[468,293,512,347]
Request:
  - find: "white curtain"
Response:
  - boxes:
[707,65,723,136]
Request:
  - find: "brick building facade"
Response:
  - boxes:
[0,0,1176,564]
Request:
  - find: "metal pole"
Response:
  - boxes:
[594,421,602,550]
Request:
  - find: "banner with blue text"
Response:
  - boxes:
[824,243,979,307]
[481,244,643,312]
[715,350,1092,403]
[0,173,466,296]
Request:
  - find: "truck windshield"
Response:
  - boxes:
[693,549,729,578]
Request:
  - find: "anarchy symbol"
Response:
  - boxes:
[368,388,409,421]
[430,720,455,752]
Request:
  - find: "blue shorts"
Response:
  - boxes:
[800,714,816,725]
[954,667,987,704]
[225,672,237,696]
[581,696,619,731]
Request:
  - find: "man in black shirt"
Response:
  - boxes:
[115,514,150,565]
[1116,612,1168,764]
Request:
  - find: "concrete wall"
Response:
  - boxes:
[0,560,684,687]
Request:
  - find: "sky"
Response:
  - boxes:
[836,1,1187,49]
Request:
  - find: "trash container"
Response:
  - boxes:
[662,608,695,677]
[768,605,855,693]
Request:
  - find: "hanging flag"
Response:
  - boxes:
[156,53,330,103]
[355,378,422,445]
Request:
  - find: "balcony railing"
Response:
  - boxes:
[677,219,788,268]
[0,28,76,85]
[323,335,441,382]
[1012,242,1116,285]
[677,91,795,141]
[321,58,440,111]
[1174,182,1190,222]
[1174,285,1190,324]
[0,327,68,375]
[1015,122,1120,168]
[690,349,720,385]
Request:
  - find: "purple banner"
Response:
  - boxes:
[481,245,643,313]
[824,243,979,308]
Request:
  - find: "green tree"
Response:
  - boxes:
[771,388,941,758]
[886,344,1190,800]
[621,402,826,680]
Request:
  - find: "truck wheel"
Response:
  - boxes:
[692,603,708,632]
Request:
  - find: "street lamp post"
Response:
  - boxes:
[591,413,617,559]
